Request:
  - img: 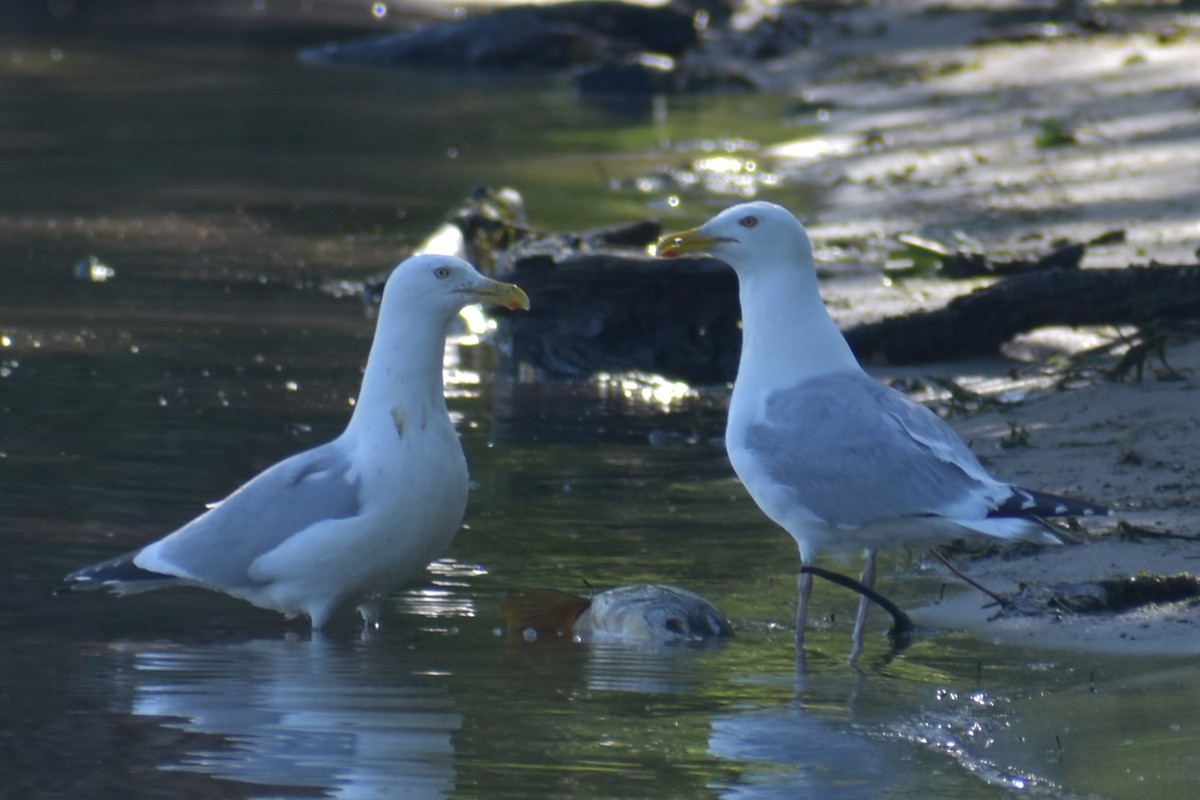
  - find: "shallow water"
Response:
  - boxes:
[2,14,1199,800]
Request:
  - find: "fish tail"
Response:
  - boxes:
[500,588,591,640]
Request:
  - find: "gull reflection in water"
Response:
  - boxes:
[708,704,899,799]
[125,637,460,799]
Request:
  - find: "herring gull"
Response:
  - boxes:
[657,201,1110,657]
[64,254,529,630]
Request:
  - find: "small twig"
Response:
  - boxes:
[1116,520,1200,542]
[928,548,1015,609]
[800,564,915,636]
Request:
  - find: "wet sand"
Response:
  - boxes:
[911,339,1200,654]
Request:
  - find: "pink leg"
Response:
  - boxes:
[848,549,877,665]
[795,567,813,650]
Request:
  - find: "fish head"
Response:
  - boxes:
[577,584,733,646]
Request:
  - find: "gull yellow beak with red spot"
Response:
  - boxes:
[655,226,737,258]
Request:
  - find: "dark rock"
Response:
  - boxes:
[300,2,700,71]
[940,242,1085,278]
[735,9,814,59]
[847,263,1200,365]
[890,233,1086,279]
[1008,573,1200,616]
[573,55,757,97]
[500,251,741,383]
[574,58,673,95]
[582,219,662,249]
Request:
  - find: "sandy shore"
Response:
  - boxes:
[909,338,1200,654]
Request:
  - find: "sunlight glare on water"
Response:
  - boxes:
[594,370,696,411]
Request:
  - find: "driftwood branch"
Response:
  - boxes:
[505,253,743,384]
[501,253,1200,382]
[846,264,1200,365]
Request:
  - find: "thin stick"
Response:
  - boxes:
[1116,520,1199,542]
[928,548,1013,608]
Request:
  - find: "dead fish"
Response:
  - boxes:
[502,584,733,646]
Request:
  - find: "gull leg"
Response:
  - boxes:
[848,549,877,665]
[358,597,383,635]
[307,601,334,633]
[795,567,813,650]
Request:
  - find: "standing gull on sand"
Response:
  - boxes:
[657,202,1110,658]
[65,255,529,630]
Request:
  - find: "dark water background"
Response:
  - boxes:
[2,6,1199,799]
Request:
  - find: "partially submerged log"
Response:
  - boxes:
[299,1,699,70]
[385,191,1200,382]
[1030,573,1200,615]
[497,251,1200,381]
[847,263,1200,365]
[890,231,1092,278]
[298,1,775,101]
[503,252,743,384]
[573,56,758,99]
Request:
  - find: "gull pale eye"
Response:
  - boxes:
[739,215,758,229]
[434,266,451,280]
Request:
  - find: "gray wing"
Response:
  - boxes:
[742,372,999,526]
[141,441,363,590]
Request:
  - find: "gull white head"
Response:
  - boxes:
[377,253,530,322]
[656,201,858,382]
[350,254,529,434]
[655,201,815,277]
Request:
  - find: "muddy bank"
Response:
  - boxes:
[912,536,1200,655]
[909,338,1200,655]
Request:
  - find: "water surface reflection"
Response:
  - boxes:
[126,637,459,799]
[709,705,900,799]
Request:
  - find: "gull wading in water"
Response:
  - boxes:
[64,255,529,631]
[657,202,1110,658]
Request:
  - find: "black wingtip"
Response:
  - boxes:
[990,487,1112,520]
[62,550,175,593]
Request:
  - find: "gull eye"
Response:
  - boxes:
[433,266,452,280]
[739,215,758,229]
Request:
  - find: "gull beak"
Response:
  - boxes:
[469,278,531,311]
[654,227,735,259]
